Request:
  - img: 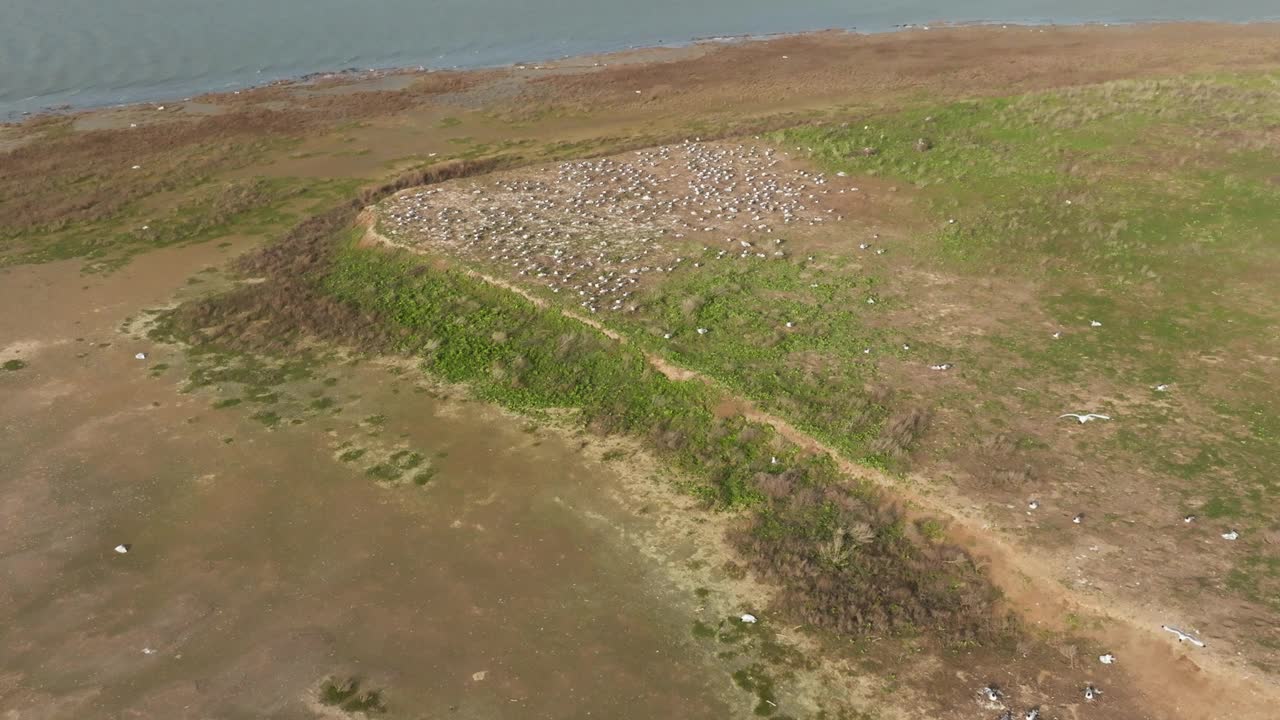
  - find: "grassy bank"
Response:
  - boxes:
[157,193,1007,648]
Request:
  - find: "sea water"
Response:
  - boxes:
[2,0,1276,118]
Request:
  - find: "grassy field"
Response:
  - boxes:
[361,71,1280,663]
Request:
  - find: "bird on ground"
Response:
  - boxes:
[1060,413,1110,424]
[1155,384,1170,392]
[1024,709,1040,720]
[1084,684,1102,701]
[1161,625,1207,647]
[1028,500,1040,510]
[930,363,953,371]
[1073,513,1085,524]
[980,684,1003,703]
[1183,514,1197,523]
[1052,331,1062,339]
[1222,529,1239,540]
[1099,653,1116,664]
[1090,320,1102,327]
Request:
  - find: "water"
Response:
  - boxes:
[2,0,1276,118]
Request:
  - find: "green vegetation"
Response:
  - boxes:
[2,359,27,371]
[772,73,1280,612]
[318,676,387,714]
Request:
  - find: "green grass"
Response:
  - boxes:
[311,240,1001,642]
[764,73,1280,621]
[318,677,387,714]
[2,359,27,371]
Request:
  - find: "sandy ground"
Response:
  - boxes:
[0,245,745,719]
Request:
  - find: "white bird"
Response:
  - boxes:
[1073,513,1084,524]
[740,613,757,624]
[1183,514,1197,523]
[1161,625,1206,647]
[696,328,708,335]
[663,333,672,339]
[1099,653,1116,664]
[134,352,148,360]
[1024,709,1040,720]
[929,363,953,371]
[980,684,1002,703]
[1222,529,1239,540]
[1090,320,1102,327]
[1059,413,1110,424]
[1084,684,1102,701]
[142,647,156,655]
[1051,331,1062,339]
[114,544,130,554]
[1155,384,1170,392]
[785,321,794,328]
[1028,500,1039,510]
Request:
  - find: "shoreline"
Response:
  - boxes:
[6,17,1278,124]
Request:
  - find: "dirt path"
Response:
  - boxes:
[362,213,1277,720]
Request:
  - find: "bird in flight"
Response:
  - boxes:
[1060,413,1110,424]
[1161,625,1206,647]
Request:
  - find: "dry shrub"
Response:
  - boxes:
[731,480,1006,642]
[871,405,932,460]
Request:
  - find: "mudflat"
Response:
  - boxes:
[3,22,1280,720]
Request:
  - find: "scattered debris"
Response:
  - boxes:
[1099,653,1116,664]
[1161,625,1207,647]
[114,544,131,554]
[740,613,757,624]
[1059,412,1110,424]
[1221,529,1239,541]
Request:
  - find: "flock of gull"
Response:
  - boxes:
[380,140,847,314]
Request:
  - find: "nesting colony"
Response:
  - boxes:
[381,140,848,313]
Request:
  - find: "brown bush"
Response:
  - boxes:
[871,405,932,460]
